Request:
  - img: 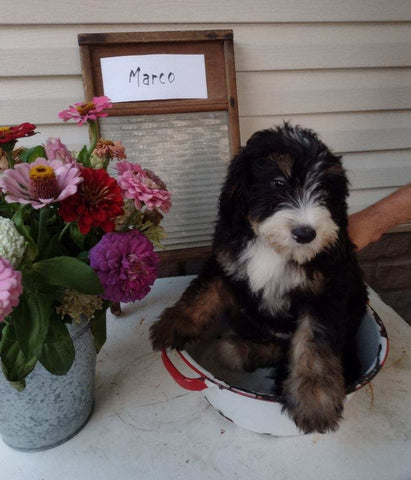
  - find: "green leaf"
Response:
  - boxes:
[23,269,57,297]
[33,256,103,294]
[69,222,85,250]
[20,145,46,163]
[76,145,90,167]
[138,222,167,249]
[38,318,75,375]
[9,379,26,392]
[76,251,89,262]
[90,308,107,353]
[13,292,51,359]
[0,197,18,218]
[0,324,37,384]
[41,232,67,259]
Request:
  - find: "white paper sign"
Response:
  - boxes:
[100,54,208,103]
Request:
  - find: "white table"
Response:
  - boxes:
[1,276,411,480]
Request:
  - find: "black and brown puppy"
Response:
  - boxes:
[150,124,368,434]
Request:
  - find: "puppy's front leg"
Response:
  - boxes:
[150,276,234,351]
[282,314,345,434]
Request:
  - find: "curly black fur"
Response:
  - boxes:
[151,123,368,433]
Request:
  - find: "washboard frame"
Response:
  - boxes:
[78,30,240,272]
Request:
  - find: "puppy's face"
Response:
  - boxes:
[231,126,348,263]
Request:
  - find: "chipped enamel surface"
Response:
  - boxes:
[164,305,388,435]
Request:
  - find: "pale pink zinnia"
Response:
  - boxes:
[0,158,82,209]
[44,137,76,164]
[58,96,112,126]
[116,161,171,213]
[94,139,126,160]
[0,257,23,322]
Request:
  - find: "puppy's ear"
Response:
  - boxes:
[218,148,249,225]
[246,128,276,148]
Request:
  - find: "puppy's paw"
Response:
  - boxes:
[149,307,192,351]
[216,337,283,372]
[283,379,345,434]
[215,338,249,371]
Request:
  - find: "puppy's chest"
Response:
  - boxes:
[235,239,319,314]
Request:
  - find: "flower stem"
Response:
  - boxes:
[87,120,99,157]
[37,206,50,253]
[3,141,17,168]
[58,222,71,243]
[123,207,141,231]
[12,205,39,259]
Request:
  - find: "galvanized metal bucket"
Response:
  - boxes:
[0,319,96,451]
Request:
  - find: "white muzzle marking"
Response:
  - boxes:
[256,204,339,263]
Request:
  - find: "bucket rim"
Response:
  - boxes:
[177,305,389,402]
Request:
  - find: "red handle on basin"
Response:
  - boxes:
[161,350,208,391]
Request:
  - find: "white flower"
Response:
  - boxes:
[0,217,26,268]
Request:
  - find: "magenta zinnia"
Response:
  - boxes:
[0,257,23,322]
[58,96,112,126]
[89,231,159,303]
[116,161,172,213]
[0,158,82,209]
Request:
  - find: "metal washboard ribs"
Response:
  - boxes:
[101,111,231,251]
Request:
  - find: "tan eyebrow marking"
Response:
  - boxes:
[325,164,345,176]
[270,153,293,177]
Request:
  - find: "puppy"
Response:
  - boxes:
[150,124,368,434]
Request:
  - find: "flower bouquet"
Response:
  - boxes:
[0,96,171,391]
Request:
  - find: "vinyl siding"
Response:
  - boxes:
[1,3,411,217]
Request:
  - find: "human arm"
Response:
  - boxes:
[348,183,411,250]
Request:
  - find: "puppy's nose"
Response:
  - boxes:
[291,225,316,244]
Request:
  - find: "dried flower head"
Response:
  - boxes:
[94,139,126,161]
[56,289,103,324]
[0,147,23,172]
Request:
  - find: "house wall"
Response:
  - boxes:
[2,1,411,318]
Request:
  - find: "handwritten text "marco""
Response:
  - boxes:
[129,67,176,86]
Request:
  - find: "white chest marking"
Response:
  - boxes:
[233,238,310,314]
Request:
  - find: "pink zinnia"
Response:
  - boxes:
[0,257,23,322]
[116,161,172,213]
[0,158,82,209]
[44,138,76,164]
[58,96,112,126]
[89,230,159,303]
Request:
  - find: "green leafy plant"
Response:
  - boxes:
[0,97,171,390]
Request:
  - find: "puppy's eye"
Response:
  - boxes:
[272,178,286,187]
